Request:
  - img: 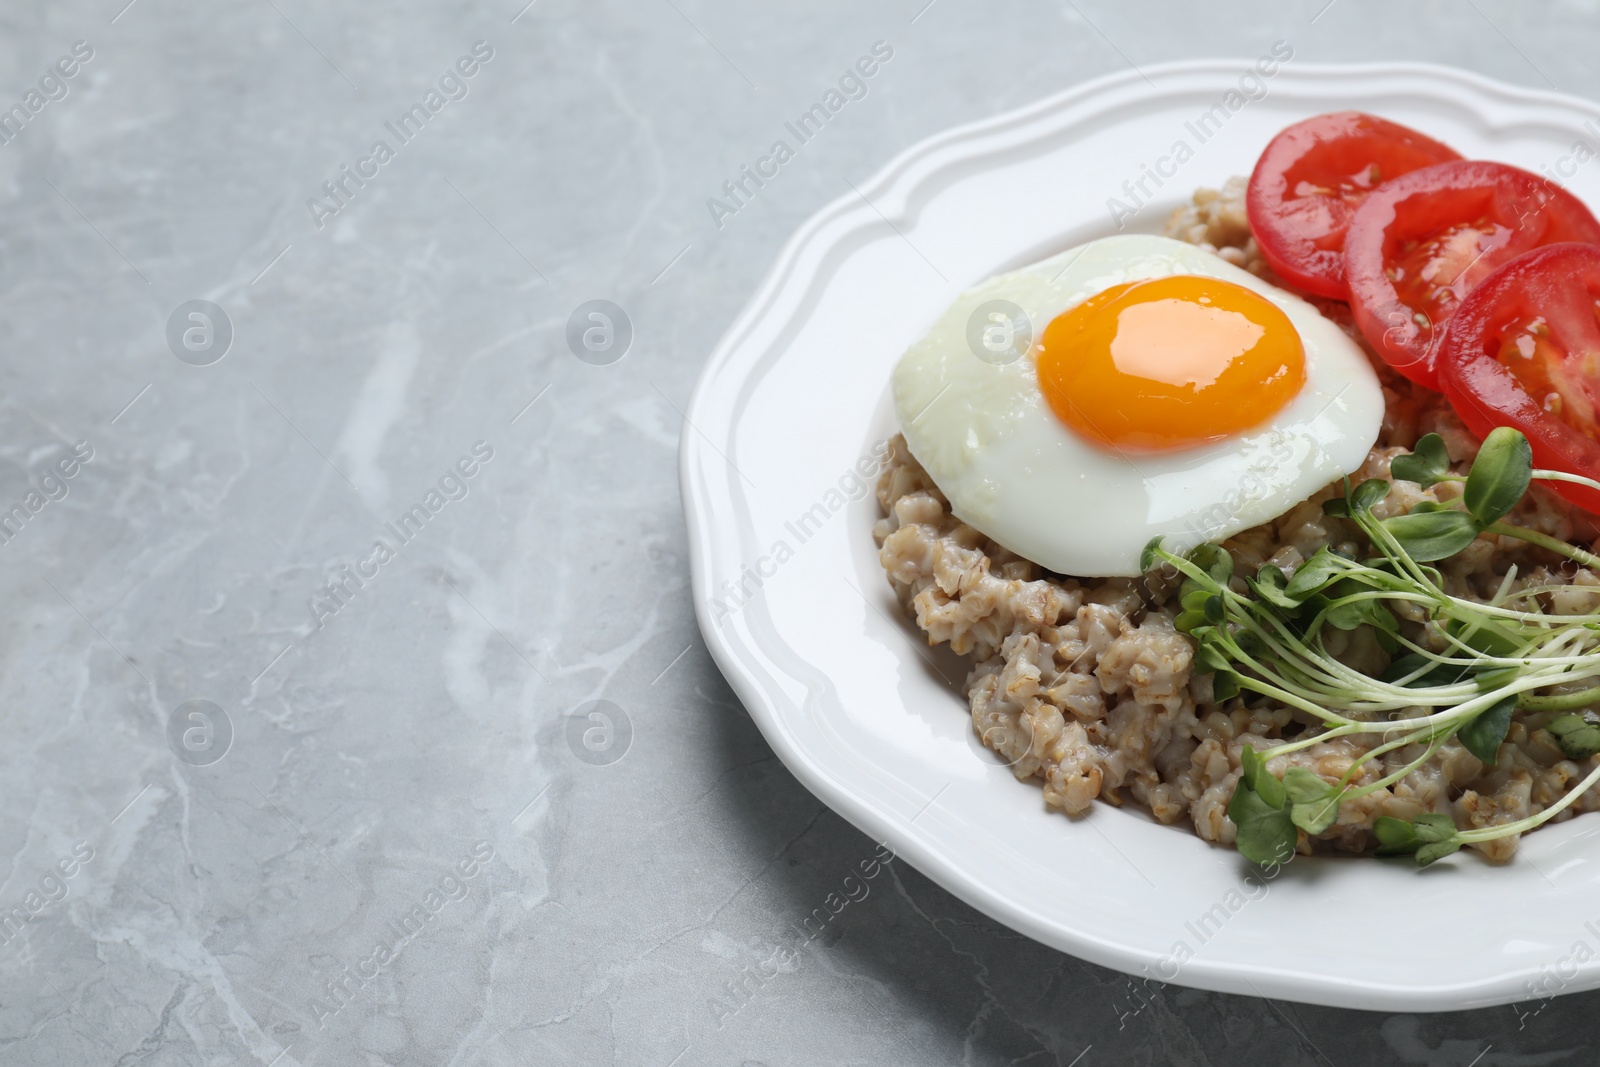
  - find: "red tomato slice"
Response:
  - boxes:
[1345,161,1600,391]
[1246,112,1460,300]
[1438,242,1600,514]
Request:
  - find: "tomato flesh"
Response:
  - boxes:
[1247,112,1460,299]
[1345,160,1600,390]
[1439,242,1600,514]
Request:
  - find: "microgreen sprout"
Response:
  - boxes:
[1144,427,1600,867]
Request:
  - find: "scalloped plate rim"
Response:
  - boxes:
[681,59,1600,1012]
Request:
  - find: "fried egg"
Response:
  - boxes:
[892,234,1383,577]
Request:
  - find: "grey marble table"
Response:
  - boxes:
[3,1,1598,1063]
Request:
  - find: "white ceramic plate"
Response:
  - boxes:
[681,61,1600,1011]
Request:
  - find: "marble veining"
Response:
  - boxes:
[2,1,1599,1064]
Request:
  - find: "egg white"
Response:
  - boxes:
[892,234,1384,577]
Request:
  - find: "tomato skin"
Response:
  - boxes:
[1246,112,1460,300]
[1439,242,1600,515]
[1345,160,1600,391]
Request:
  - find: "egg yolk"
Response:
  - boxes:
[1034,275,1307,453]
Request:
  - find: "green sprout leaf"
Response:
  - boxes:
[1239,746,1286,809]
[1322,496,1349,518]
[1283,767,1341,835]
[1249,563,1301,610]
[1283,547,1347,602]
[1547,712,1600,759]
[1281,767,1328,804]
[1193,639,1232,675]
[1318,589,1399,635]
[1390,433,1451,487]
[1188,542,1234,586]
[1364,601,1400,636]
[1457,695,1516,766]
[1140,536,1164,573]
[1222,758,1299,870]
[1380,509,1481,562]
[1210,671,1240,702]
[1373,813,1462,866]
[1322,601,1363,630]
[1227,782,1297,866]
[1414,813,1459,843]
[1351,478,1391,513]
[1464,426,1533,526]
[1416,838,1463,866]
[1412,814,1463,867]
[1373,816,1419,856]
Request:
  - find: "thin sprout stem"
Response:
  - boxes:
[1214,618,1437,712]
[1487,522,1600,569]
[1355,509,1600,624]
[1219,590,1600,718]
[1343,729,1453,800]
[1151,447,1600,861]
[1517,686,1600,712]
[1491,564,1520,607]
[1230,670,1357,727]
[1299,588,1431,638]
[1357,510,1448,595]
[1443,600,1600,626]
[1500,581,1600,602]
[1255,659,1600,735]
[1444,600,1600,626]
[1218,594,1438,699]
[1400,625,1600,675]
[1533,468,1600,493]
[1459,758,1600,842]
[1252,722,1366,760]
[1209,587,1382,697]
[1209,578,1600,714]
[1337,722,1439,787]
